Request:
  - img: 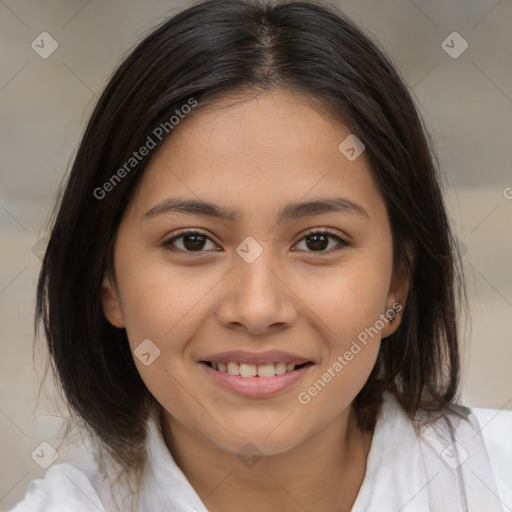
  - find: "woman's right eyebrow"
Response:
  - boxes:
[142,197,369,223]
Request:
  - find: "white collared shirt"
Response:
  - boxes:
[9,392,512,511]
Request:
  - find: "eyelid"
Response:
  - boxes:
[298,226,348,242]
[162,228,221,251]
[162,227,350,254]
[292,227,349,254]
[167,227,213,240]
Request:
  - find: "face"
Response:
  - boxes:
[101,89,407,456]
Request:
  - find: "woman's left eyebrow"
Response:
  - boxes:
[143,197,369,223]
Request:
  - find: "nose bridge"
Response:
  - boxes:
[235,237,284,304]
[215,237,297,332]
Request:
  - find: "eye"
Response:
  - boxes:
[293,228,348,254]
[162,228,349,254]
[162,229,220,253]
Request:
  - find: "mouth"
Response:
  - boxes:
[199,360,314,397]
[200,360,313,377]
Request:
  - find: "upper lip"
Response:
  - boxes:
[200,350,313,366]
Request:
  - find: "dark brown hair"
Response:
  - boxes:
[36,0,465,491]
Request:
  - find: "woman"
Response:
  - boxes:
[11,0,511,510]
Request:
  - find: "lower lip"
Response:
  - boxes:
[199,362,313,398]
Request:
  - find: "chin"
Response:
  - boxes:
[210,426,305,458]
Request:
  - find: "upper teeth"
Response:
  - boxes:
[211,361,297,377]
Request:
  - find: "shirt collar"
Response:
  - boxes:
[139,408,209,511]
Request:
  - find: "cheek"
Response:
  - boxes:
[114,258,205,420]
[302,250,391,396]
[297,265,389,416]
[297,342,380,429]
[115,250,214,346]
[316,256,392,342]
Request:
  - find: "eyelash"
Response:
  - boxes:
[162,228,349,255]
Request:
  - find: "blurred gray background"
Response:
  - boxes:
[1,0,511,509]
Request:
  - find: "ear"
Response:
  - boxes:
[381,250,412,339]
[100,272,125,328]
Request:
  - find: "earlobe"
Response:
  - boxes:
[100,273,125,328]
[381,299,404,339]
[381,273,410,339]
[382,246,413,339]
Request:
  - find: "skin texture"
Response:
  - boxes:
[101,89,408,512]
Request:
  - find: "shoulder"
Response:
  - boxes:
[378,393,511,509]
[470,405,512,454]
[470,405,512,497]
[8,462,107,512]
[440,403,512,508]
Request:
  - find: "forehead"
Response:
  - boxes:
[125,90,386,224]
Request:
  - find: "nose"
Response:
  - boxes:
[215,251,298,335]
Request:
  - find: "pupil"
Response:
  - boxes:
[307,234,328,251]
[184,234,206,251]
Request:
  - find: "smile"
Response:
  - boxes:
[199,361,314,397]
[202,361,311,377]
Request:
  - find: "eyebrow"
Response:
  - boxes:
[143,196,369,223]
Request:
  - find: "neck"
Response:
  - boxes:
[161,406,373,512]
